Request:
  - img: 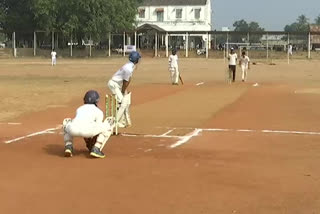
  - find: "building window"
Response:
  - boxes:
[138,9,145,18]
[194,9,201,19]
[176,9,182,19]
[156,9,164,22]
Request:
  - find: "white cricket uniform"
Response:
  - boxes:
[239,55,250,81]
[288,45,293,56]
[228,53,238,82]
[51,51,57,66]
[168,54,179,84]
[108,61,135,102]
[228,53,238,66]
[63,104,112,150]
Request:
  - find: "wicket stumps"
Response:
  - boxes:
[105,94,118,135]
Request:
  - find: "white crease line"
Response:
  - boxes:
[261,130,320,135]
[121,133,138,137]
[157,127,320,136]
[161,129,174,136]
[196,82,205,86]
[144,149,152,152]
[237,129,255,132]
[0,122,22,125]
[5,126,320,145]
[170,129,202,148]
[4,127,61,144]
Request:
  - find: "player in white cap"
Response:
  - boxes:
[228,47,238,82]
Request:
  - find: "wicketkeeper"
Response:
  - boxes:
[62,90,114,158]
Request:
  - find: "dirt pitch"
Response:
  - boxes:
[0,57,320,214]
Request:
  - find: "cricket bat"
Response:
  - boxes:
[179,74,184,85]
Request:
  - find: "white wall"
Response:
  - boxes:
[137,1,212,32]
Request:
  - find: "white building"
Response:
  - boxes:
[136,0,212,32]
[135,0,212,56]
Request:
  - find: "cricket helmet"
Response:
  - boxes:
[129,51,141,64]
[83,90,100,106]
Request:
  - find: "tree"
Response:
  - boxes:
[233,19,249,32]
[0,1,5,29]
[32,0,141,41]
[1,0,36,32]
[32,0,58,32]
[315,15,320,25]
[0,0,141,47]
[284,14,310,32]
[232,19,264,43]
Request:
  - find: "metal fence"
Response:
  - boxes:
[1,30,320,61]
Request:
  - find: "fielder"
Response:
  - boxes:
[239,51,250,82]
[228,48,238,83]
[168,49,179,85]
[288,43,293,56]
[62,90,114,158]
[51,49,57,66]
[107,51,141,128]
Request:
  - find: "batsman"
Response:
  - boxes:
[107,51,141,129]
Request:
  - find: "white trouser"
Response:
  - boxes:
[116,92,132,128]
[107,80,131,128]
[241,65,248,81]
[107,79,124,102]
[52,57,56,66]
[169,67,179,84]
[63,119,112,150]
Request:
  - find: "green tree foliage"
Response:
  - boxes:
[315,15,320,25]
[232,19,265,43]
[1,0,36,32]
[284,15,310,32]
[0,1,5,29]
[233,19,265,32]
[0,0,141,40]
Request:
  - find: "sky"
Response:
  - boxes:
[212,0,320,31]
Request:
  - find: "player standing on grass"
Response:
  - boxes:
[62,90,115,158]
[107,51,141,128]
[239,51,250,82]
[228,48,238,83]
[168,49,179,85]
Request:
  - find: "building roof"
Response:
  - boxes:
[140,0,207,6]
[136,24,166,33]
[310,24,320,33]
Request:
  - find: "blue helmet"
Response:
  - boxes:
[84,90,100,106]
[129,51,141,64]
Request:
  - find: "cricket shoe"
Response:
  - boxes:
[64,144,73,157]
[90,146,106,158]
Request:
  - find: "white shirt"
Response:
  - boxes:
[240,55,250,67]
[229,53,237,65]
[111,62,135,83]
[288,45,293,54]
[169,54,178,68]
[72,104,104,124]
[51,51,57,58]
